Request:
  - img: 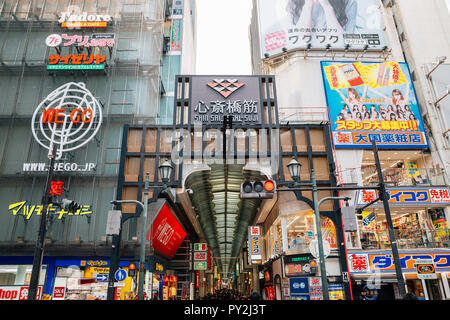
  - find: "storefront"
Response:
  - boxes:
[353,187,450,251]
[348,250,450,300]
[0,257,50,300]
[52,258,142,300]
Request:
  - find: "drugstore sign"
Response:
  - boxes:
[356,188,450,206]
[0,286,43,300]
[347,251,450,273]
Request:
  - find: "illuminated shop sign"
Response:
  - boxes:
[47,54,106,70]
[31,82,103,160]
[284,254,317,277]
[59,11,112,28]
[356,188,450,206]
[248,226,264,265]
[8,201,92,220]
[348,251,450,273]
[190,76,262,125]
[46,33,115,48]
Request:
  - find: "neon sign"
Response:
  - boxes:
[31,82,103,160]
[8,201,92,220]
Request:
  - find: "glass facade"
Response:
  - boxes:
[0,0,165,247]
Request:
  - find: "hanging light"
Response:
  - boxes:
[158,159,173,183]
[287,157,302,182]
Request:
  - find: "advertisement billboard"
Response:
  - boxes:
[321,61,428,149]
[257,0,386,57]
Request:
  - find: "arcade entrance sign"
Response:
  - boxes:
[190,76,262,125]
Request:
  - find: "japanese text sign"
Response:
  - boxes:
[8,201,92,220]
[348,252,450,273]
[170,19,182,52]
[46,33,115,48]
[321,61,428,149]
[356,188,450,206]
[190,76,262,125]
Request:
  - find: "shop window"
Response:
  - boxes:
[0,265,46,286]
[284,211,338,252]
[357,209,450,250]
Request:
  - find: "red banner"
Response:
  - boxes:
[146,203,186,259]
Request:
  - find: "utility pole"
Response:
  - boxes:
[28,145,57,300]
[372,139,406,297]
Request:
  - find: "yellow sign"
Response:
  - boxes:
[155,263,164,272]
[323,62,406,90]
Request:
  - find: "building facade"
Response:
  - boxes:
[0,0,197,300]
[249,0,450,300]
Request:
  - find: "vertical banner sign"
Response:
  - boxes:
[170,19,182,52]
[321,61,428,149]
[248,226,264,265]
[257,0,387,57]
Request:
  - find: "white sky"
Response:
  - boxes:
[195,0,253,75]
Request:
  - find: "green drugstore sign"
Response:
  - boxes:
[47,65,105,70]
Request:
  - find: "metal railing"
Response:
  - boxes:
[362,167,447,187]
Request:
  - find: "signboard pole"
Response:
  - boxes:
[28,145,57,300]
[372,140,406,297]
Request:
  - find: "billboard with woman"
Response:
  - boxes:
[320,61,428,149]
[257,0,387,57]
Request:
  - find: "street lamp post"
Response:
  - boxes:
[107,160,173,301]
[287,158,350,301]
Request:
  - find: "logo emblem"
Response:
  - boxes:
[207,79,245,98]
[31,82,102,160]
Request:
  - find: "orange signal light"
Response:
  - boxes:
[264,180,275,192]
[129,263,136,270]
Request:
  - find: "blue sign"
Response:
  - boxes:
[96,274,109,282]
[115,269,127,282]
[321,61,428,149]
[289,277,309,295]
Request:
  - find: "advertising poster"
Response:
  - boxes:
[321,61,428,149]
[361,211,376,232]
[257,0,386,57]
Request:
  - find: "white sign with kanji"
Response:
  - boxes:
[347,253,371,273]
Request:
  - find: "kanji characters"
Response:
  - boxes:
[50,181,64,196]
[48,54,106,65]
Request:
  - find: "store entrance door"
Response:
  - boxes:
[425,279,443,300]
